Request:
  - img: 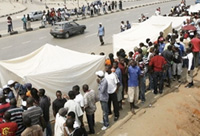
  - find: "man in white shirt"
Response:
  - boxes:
[105,65,120,121]
[73,85,84,111]
[54,108,68,136]
[64,91,84,128]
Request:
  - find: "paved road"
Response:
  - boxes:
[0,0,174,33]
[0,0,194,60]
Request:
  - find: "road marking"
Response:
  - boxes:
[22,41,31,44]
[1,45,12,50]
[16,16,23,19]
[85,33,97,38]
[125,12,130,14]
[39,36,47,40]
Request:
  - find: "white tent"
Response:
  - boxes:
[187,4,200,14]
[0,44,105,99]
[113,16,189,55]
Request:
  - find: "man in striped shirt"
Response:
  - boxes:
[7,98,25,136]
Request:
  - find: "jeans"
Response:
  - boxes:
[86,114,95,133]
[139,76,146,101]
[108,92,119,117]
[153,71,164,94]
[46,121,52,136]
[8,25,12,32]
[100,101,109,127]
[148,73,154,90]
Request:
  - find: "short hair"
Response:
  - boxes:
[82,84,89,91]
[66,118,75,129]
[67,111,76,119]
[23,116,32,127]
[108,53,114,59]
[10,98,17,106]
[39,88,45,96]
[72,85,80,92]
[99,52,105,56]
[26,97,34,106]
[68,91,75,99]
[56,90,62,94]
[4,111,11,121]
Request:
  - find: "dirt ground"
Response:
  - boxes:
[109,70,200,136]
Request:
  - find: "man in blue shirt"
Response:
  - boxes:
[127,59,141,114]
[98,23,105,45]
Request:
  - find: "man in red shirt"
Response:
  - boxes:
[0,95,10,123]
[0,111,18,136]
[191,34,200,67]
[149,49,167,94]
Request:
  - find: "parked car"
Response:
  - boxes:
[29,11,43,21]
[50,21,86,38]
[195,0,200,4]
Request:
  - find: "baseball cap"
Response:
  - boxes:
[7,80,15,86]
[59,108,68,117]
[99,22,102,25]
[95,71,104,77]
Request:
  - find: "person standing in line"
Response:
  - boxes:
[21,15,27,30]
[96,71,109,130]
[126,20,131,29]
[182,48,194,88]
[126,59,141,114]
[73,85,84,112]
[105,65,120,121]
[82,84,98,134]
[98,23,105,45]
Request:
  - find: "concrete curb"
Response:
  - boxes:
[0,0,178,38]
[0,7,27,18]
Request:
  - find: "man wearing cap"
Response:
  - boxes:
[96,70,109,130]
[98,23,105,45]
[54,108,68,136]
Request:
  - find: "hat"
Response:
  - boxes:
[7,80,15,86]
[59,108,68,117]
[3,85,9,89]
[95,71,104,77]
[24,83,32,90]
[99,22,102,25]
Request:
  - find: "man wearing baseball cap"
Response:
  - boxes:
[95,71,109,130]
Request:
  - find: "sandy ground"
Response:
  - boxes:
[110,69,200,136]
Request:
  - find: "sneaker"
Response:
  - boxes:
[101,126,108,130]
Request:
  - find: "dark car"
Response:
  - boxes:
[50,21,86,38]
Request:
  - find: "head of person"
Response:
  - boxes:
[99,23,102,27]
[82,84,89,93]
[95,70,104,79]
[38,88,45,97]
[134,47,138,53]
[146,38,150,44]
[23,116,32,127]
[105,65,112,74]
[3,111,11,122]
[0,95,6,104]
[139,42,144,47]
[58,108,68,117]
[126,20,129,24]
[99,52,105,56]
[119,57,125,64]
[24,83,32,91]
[121,21,124,24]
[128,51,133,58]
[66,118,75,131]
[186,48,192,54]
[113,61,118,69]
[72,85,80,95]
[56,90,62,99]
[159,31,163,37]
[129,59,137,67]
[108,53,114,60]
[67,111,76,120]
[68,91,75,100]
[154,49,160,55]
[26,97,34,108]
[10,98,17,107]
[7,80,15,88]
[167,45,172,51]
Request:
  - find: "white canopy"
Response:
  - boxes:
[187,4,200,14]
[113,16,189,55]
[0,44,105,99]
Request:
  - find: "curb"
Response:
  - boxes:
[0,7,27,18]
[0,0,178,38]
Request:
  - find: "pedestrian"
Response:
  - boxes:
[149,49,167,94]
[7,16,13,33]
[0,112,18,136]
[126,59,140,114]
[21,116,43,136]
[190,34,200,68]
[120,21,126,32]
[126,20,131,29]
[38,89,52,136]
[96,71,109,130]
[21,15,27,30]
[42,14,46,26]
[27,14,31,29]
[114,1,117,9]
[73,85,84,111]
[182,48,194,88]
[7,98,25,136]
[105,65,120,121]
[54,108,68,136]
[119,0,122,10]
[52,90,66,117]
[82,84,98,134]
[0,95,10,123]
[98,23,105,45]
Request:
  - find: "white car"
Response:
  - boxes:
[29,11,43,21]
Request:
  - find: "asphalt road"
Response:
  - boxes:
[0,0,194,60]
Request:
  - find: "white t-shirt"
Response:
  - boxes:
[105,72,119,94]
[64,100,83,126]
[54,113,66,136]
[74,93,84,108]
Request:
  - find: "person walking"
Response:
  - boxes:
[21,15,27,30]
[95,71,109,130]
[98,23,105,45]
